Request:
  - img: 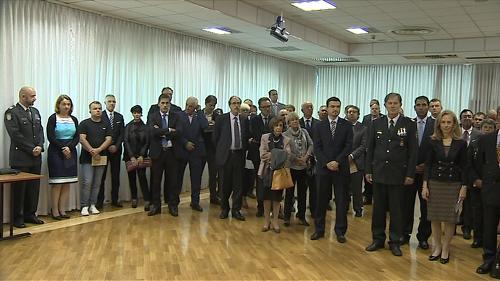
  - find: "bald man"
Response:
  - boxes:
[4,86,45,228]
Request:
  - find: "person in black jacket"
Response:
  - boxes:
[422,110,468,264]
[46,95,79,219]
[365,93,417,257]
[123,105,150,210]
[147,87,182,123]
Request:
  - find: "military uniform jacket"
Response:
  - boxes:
[365,115,417,185]
[4,103,44,167]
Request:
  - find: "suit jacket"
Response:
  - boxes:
[365,115,418,185]
[361,113,384,128]
[299,117,319,140]
[350,122,367,171]
[147,103,182,124]
[271,102,285,116]
[423,139,468,184]
[102,110,125,151]
[4,103,44,167]
[313,117,353,175]
[148,110,183,159]
[201,108,221,151]
[468,127,481,147]
[213,112,249,166]
[475,130,500,206]
[413,116,435,165]
[176,111,209,160]
[248,113,272,162]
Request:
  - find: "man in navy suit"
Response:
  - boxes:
[147,93,183,217]
[213,96,249,221]
[268,89,285,117]
[176,97,208,212]
[97,94,125,208]
[299,101,319,216]
[310,97,353,242]
[147,87,182,124]
[365,93,417,257]
[401,96,434,249]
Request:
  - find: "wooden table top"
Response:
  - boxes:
[0,172,43,184]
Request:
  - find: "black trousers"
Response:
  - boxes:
[242,167,255,198]
[306,172,316,217]
[220,150,244,213]
[402,173,431,242]
[284,169,307,220]
[201,145,221,200]
[127,167,150,201]
[470,187,483,242]
[98,151,121,205]
[11,165,41,223]
[463,188,473,232]
[372,182,404,245]
[363,176,373,201]
[482,203,500,265]
[315,172,347,235]
[178,155,203,206]
[150,149,179,208]
[252,160,263,212]
[348,170,363,212]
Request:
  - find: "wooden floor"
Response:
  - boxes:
[0,192,491,280]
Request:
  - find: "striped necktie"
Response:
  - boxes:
[330,120,337,139]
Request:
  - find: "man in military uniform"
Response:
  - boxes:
[4,86,45,228]
[365,92,417,257]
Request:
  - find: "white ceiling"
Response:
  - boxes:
[49,0,500,65]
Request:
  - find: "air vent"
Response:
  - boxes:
[466,56,500,59]
[313,57,359,63]
[390,26,437,36]
[404,54,457,60]
[269,46,302,51]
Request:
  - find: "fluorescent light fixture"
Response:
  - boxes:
[202,27,231,35]
[346,27,368,34]
[291,0,336,11]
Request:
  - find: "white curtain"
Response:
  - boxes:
[470,64,500,112]
[0,0,315,220]
[317,64,476,117]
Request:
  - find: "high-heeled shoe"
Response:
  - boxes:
[440,254,450,264]
[272,224,280,233]
[50,209,62,220]
[262,223,271,232]
[59,212,70,219]
[428,253,441,261]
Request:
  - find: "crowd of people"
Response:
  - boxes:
[4,86,500,277]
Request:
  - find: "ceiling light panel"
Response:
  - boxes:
[291,0,337,11]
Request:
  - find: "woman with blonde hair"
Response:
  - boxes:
[422,110,467,264]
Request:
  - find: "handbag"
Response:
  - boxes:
[126,157,152,172]
[271,167,294,190]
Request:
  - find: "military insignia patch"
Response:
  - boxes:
[6,112,12,120]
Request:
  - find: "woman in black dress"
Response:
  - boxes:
[257,117,292,233]
[422,110,467,264]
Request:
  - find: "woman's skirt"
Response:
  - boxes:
[47,140,78,184]
[427,180,461,223]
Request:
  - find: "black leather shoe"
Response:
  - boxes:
[471,240,483,248]
[477,262,492,274]
[169,207,179,217]
[390,244,403,256]
[112,201,123,208]
[147,206,161,216]
[337,235,347,243]
[463,229,472,240]
[25,216,44,224]
[440,255,450,264]
[131,199,138,208]
[418,241,430,250]
[144,202,150,212]
[429,254,441,261]
[310,232,325,240]
[190,204,203,212]
[366,242,384,252]
[14,221,26,228]
[219,210,229,219]
[232,211,245,221]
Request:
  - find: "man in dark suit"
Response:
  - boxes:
[4,86,45,228]
[345,105,367,217]
[460,109,481,240]
[401,96,434,249]
[176,97,208,212]
[475,108,500,276]
[147,87,182,124]
[213,96,249,221]
[147,93,183,217]
[300,101,319,216]
[361,99,384,205]
[97,94,124,208]
[248,97,273,217]
[201,95,222,205]
[429,98,443,120]
[268,89,285,117]
[365,92,417,257]
[310,97,353,242]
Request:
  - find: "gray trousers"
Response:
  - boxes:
[80,164,105,207]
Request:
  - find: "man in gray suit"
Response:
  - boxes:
[213,96,249,221]
[268,89,285,117]
[345,105,367,217]
[4,86,45,228]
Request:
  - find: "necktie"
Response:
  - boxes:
[330,120,337,139]
[463,130,470,144]
[418,120,425,145]
[273,104,277,116]
[306,119,311,130]
[109,112,114,130]
[161,113,168,146]
[389,119,395,134]
[263,117,268,127]
[26,108,32,120]
[234,117,241,149]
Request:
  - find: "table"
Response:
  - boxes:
[0,172,43,241]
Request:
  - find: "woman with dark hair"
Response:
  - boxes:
[257,117,292,233]
[46,95,79,219]
[124,105,150,210]
[422,110,468,264]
